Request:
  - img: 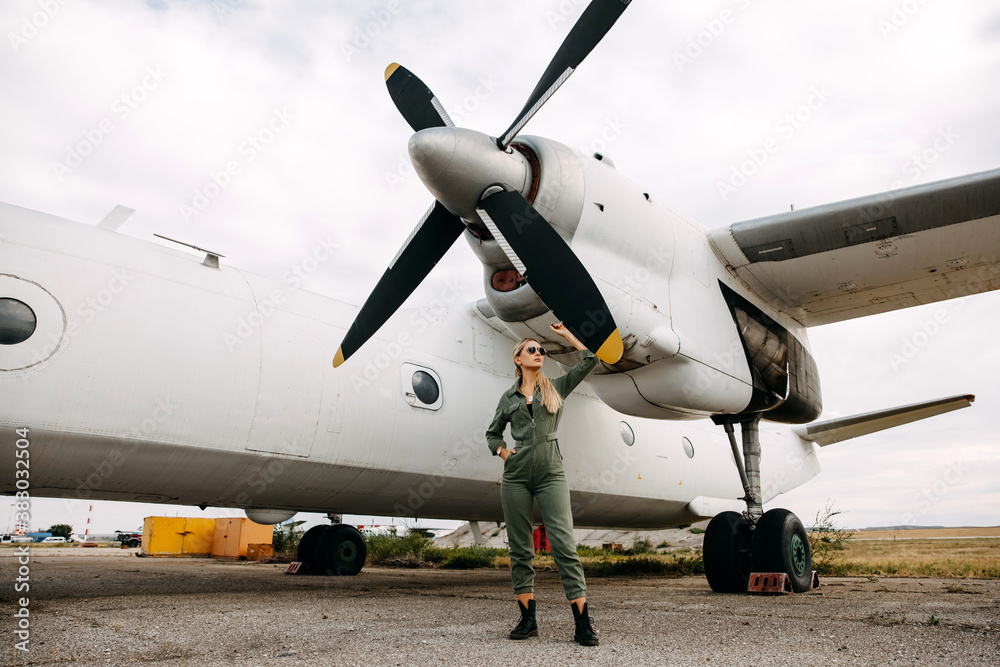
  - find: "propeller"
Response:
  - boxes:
[497,0,632,149]
[332,65,466,369]
[384,63,454,131]
[333,202,465,368]
[477,189,623,362]
[334,0,632,368]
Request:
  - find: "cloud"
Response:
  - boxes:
[2,0,998,529]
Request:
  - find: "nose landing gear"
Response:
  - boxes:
[704,414,814,593]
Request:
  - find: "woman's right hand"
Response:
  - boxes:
[500,448,516,461]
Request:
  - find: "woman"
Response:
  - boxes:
[486,322,600,646]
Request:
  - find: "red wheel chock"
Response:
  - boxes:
[747,571,819,594]
[285,561,309,575]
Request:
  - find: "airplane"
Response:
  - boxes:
[1,0,997,594]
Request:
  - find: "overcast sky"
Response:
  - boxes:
[3,0,999,534]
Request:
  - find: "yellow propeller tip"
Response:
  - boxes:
[595,329,624,364]
[332,347,346,368]
[384,62,400,82]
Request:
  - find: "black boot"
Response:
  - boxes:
[572,602,599,646]
[509,599,538,639]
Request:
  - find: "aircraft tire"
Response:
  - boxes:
[751,508,813,593]
[703,511,752,593]
[316,524,367,576]
[296,524,331,571]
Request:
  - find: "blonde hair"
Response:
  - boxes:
[513,338,563,414]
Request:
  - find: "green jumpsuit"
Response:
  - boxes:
[486,350,599,600]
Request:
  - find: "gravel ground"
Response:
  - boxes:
[2,548,997,666]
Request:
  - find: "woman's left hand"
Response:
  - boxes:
[550,322,587,351]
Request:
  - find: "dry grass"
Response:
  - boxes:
[496,549,705,577]
[822,537,1000,578]
[498,536,1000,579]
[852,526,1000,540]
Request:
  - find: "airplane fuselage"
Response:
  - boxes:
[0,202,821,527]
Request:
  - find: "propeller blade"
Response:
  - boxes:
[333,202,465,367]
[385,62,455,132]
[477,190,623,363]
[497,0,631,148]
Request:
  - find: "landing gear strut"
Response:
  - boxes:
[704,414,813,593]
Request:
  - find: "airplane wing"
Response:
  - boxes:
[708,169,1000,326]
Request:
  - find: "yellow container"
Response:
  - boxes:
[141,517,215,557]
[246,543,275,561]
[211,518,273,559]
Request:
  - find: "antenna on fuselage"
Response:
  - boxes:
[153,234,225,269]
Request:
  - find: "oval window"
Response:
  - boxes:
[619,421,634,446]
[412,370,440,405]
[0,298,36,345]
[682,436,695,459]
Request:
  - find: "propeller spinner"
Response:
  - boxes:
[334,0,631,368]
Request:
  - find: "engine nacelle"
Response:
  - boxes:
[464,135,585,324]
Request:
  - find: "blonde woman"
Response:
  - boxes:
[486,322,600,645]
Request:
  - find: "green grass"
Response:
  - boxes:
[583,551,704,577]
[365,533,504,568]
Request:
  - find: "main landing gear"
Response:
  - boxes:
[704,415,813,593]
[296,518,367,576]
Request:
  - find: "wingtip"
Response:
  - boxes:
[384,62,400,82]
[332,347,346,368]
[595,329,624,364]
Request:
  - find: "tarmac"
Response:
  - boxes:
[2,548,998,666]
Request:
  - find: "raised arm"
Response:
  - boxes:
[550,322,599,398]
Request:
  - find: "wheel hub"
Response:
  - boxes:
[790,533,807,576]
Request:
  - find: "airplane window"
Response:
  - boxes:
[412,371,439,405]
[400,363,443,410]
[682,436,695,459]
[619,421,634,446]
[0,298,36,345]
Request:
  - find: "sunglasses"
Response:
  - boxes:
[523,346,546,356]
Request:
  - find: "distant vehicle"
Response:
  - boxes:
[20,532,53,543]
[41,536,67,543]
[115,531,142,548]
